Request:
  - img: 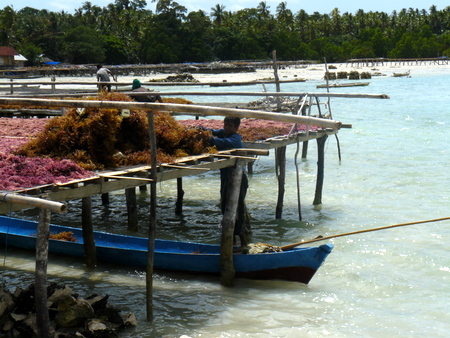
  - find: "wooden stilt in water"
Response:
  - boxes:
[220,159,245,287]
[101,178,110,205]
[302,141,309,159]
[146,111,157,321]
[313,135,328,206]
[139,185,148,192]
[247,162,254,175]
[82,196,96,268]
[175,177,184,215]
[275,146,286,219]
[126,187,138,231]
[35,208,51,338]
[294,137,302,221]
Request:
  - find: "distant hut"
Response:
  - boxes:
[0,46,22,67]
[14,54,27,67]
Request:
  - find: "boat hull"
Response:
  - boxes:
[0,216,332,284]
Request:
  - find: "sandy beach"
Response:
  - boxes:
[141,61,448,83]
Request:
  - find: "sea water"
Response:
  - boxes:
[1,66,449,337]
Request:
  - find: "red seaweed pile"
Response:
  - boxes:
[0,153,93,191]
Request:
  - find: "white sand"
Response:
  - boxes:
[144,61,450,83]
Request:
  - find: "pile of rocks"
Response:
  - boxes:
[151,73,199,83]
[0,282,136,337]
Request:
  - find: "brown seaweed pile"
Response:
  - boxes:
[15,92,216,170]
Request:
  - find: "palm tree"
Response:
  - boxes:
[211,4,226,27]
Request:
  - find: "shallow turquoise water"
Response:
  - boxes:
[1,67,449,337]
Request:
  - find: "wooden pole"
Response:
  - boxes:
[294,137,302,221]
[0,98,343,130]
[313,135,328,206]
[82,196,96,268]
[302,141,309,159]
[271,50,281,112]
[35,208,51,338]
[175,177,184,215]
[126,187,138,231]
[101,178,110,205]
[220,159,245,287]
[275,146,286,219]
[146,111,158,321]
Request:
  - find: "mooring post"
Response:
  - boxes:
[275,146,286,219]
[126,187,138,231]
[81,196,96,268]
[313,135,328,205]
[220,159,245,287]
[35,208,51,338]
[175,177,184,215]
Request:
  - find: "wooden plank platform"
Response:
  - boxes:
[0,149,266,213]
[0,127,335,214]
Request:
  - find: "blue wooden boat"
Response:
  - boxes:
[0,215,333,284]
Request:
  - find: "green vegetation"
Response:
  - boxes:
[1,0,449,65]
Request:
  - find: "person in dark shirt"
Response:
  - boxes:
[130,79,163,103]
[210,117,249,250]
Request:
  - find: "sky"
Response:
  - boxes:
[6,0,449,15]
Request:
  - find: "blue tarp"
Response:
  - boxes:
[43,61,60,65]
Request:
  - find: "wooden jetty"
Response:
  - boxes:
[0,85,389,331]
[346,57,449,67]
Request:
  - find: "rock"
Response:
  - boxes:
[121,312,138,327]
[0,289,15,317]
[48,284,72,305]
[86,319,118,338]
[55,296,95,328]
[1,282,135,337]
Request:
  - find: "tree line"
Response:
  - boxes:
[1,0,450,66]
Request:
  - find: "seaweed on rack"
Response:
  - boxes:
[15,92,216,170]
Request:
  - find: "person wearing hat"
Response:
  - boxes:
[130,79,163,103]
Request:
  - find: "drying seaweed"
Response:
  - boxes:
[15,92,215,170]
[48,231,77,242]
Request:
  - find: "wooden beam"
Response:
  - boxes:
[0,98,343,129]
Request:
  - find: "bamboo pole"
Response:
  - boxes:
[0,97,342,129]
[0,192,66,213]
[280,216,450,251]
